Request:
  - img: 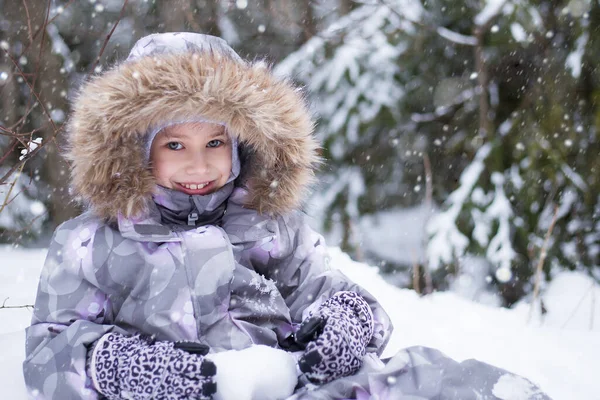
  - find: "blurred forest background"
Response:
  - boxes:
[0,0,598,306]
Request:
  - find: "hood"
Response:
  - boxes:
[65,33,319,221]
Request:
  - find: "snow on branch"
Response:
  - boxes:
[561,164,588,192]
[427,144,492,270]
[475,0,508,26]
[485,173,516,277]
[411,88,476,123]
[436,27,477,46]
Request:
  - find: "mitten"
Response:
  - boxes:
[88,332,217,400]
[295,291,375,385]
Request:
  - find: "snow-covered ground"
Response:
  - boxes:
[1,245,599,399]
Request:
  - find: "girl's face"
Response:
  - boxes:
[149,122,232,196]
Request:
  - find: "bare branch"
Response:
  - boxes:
[422,152,433,295]
[22,0,34,44]
[0,297,34,310]
[3,49,58,133]
[528,206,559,323]
[0,163,25,215]
[89,0,130,75]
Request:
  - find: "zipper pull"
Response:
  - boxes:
[188,195,198,226]
[188,211,199,226]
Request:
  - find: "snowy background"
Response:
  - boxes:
[2,0,600,398]
[2,245,599,400]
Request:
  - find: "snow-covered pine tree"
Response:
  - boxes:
[277,0,600,304]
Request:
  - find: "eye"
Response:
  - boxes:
[207,139,223,148]
[167,142,183,150]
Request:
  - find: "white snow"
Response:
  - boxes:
[18,137,42,161]
[492,374,545,400]
[566,32,589,79]
[1,245,599,400]
[208,345,298,400]
[475,0,508,26]
[436,27,477,46]
[510,23,527,42]
[427,143,492,270]
[358,204,433,265]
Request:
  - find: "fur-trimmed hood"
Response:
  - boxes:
[65,33,319,221]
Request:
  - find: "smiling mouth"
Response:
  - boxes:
[180,182,210,190]
[176,181,215,195]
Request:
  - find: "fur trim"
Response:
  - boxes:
[65,52,320,220]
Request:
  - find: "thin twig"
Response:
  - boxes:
[22,0,34,44]
[0,141,47,185]
[2,49,58,133]
[14,0,77,59]
[89,0,130,75]
[0,139,19,165]
[31,0,53,92]
[0,163,25,215]
[560,282,596,329]
[528,205,559,323]
[0,297,34,310]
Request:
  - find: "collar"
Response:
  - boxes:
[153,182,234,228]
[116,182,235,242]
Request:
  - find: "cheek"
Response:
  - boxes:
[151,155,173,183]
[211,149,232,176]
[220,154,232,176]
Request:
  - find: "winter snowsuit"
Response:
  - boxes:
[23,32,392,399]
[24,33,551,400]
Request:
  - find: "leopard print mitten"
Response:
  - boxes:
[88,332,217,399]
[296,291,374,385]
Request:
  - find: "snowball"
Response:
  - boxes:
[207,345,297,400]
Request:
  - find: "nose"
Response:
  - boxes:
[184,151,210,175]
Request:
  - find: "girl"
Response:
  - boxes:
[23,32,391,399]
[24,32,551,400]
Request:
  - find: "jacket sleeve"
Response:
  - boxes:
[23,218,127,400]
[251,211,393,356]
